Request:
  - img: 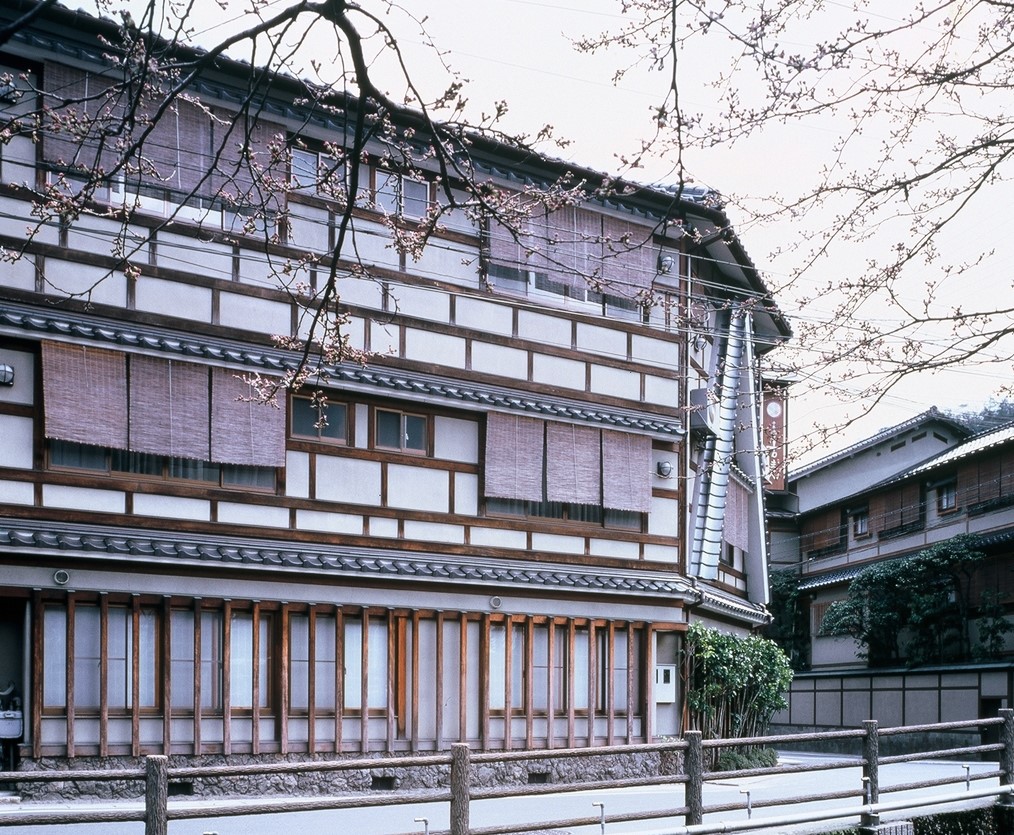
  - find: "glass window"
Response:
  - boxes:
[74,606,101,709]
[170,609,195,710]
[170,458,220,482]
[375,171,400,215]
[401,178,429,218]
[938,481,958,512]
[290,614,310,712]
[229,612,270,710]
[290,148,318,192]
[50,440,106,470]
[43,607,67,708]
[315,615,337,711]
[111,450,163,477]
[852,509,870,537]
[375,409,427,453]
[291,396,347,443]
[222,464,275,489]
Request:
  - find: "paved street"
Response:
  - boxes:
[0,754,1003,834]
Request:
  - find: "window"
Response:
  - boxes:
[373,169,431,219]
[937,480,958,513]
[49,440,276,491]
[290,146,349,201]
[291,395,348,443]
[852,509,870,538]
[486,497,644,531]
[375,408,427,453]
[486,265,645,321]
[344,616,394,711]
[489,622,526,713]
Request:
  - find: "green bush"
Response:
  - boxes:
[913,806,996,834]
[715,746,779,771]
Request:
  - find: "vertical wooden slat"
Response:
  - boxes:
[587,621,597,748]
[480,614,490,751]
[626,624,635,744]
[411,610,420,752]
[335,607,344,753]
[222,601,232,756]
[307,606,317,753]
[606,622,616,747]
[66,595,75,758]
[31,591,43,759]
[524,616,534,750]
[458,615,468,744]
[396,615,408,740]
[643,624,654,743]
[279,605,290,755]
[131,597,141,757]
[99,595,109,757]
[252,603,261,756]
[503,618,513,752]
[162,597,172,755]
[386,610,395,752]
[566,618,576,748]
[192,599,202,755]
[435,612,444,750]
[360,611,369,753]
[546,618,555,751]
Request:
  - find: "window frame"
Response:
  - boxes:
[290,394,350,445]
[373,407,429,455]
[851,508,870,539]
[937,479,958,514]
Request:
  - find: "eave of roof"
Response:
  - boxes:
[0,301,684,438]
[0,517,694,599]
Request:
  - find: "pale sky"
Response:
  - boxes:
[156,0,1014,461]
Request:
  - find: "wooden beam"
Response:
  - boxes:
[131,596,141,758]
[193,599,203,755]
[161,597,172,754]
[587,621,596,748]
[524,616,534,750]
[410,610,420,753]
[335,606,344,754]
[223,601,232,756]
[479,614,490,751]
[99,595,109,758]
[434,612,444,750]
[458,615,467,744]
[546,618,555,751]
[307,606,317,753]
[66,594,75,758]
[360,612,369,754]
[566,618,575,749]
[252,603,261,756]
[503,618,513,752]
[31,591,42,759]
[606,622,616,747]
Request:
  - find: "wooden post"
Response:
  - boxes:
[685,730,703,826]
[998,707,1014,832]
[144,754,169,835]
[860,719,880,831]
[449,742,470,835]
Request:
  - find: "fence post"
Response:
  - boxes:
[997,709,1014,835]
[860,720,880,832]
[449,743,470,835]
[144,754,169,835]
[685,730,703,827]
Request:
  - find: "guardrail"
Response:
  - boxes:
[1,711,1012,834]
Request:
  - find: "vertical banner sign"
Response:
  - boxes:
[762,383,788,491]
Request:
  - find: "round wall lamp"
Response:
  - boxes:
[53,569,71,586]
[490,596,503,610]
[656,461,673,479]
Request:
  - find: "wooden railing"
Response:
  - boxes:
[1,712,1013,834]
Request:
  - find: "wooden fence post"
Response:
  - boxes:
[860,720,880,832]
[144,754,169,835]
[685,730,703,827]
[450,743,470,835]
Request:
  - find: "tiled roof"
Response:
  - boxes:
[0,301,683,438]
[907,421,1014,477]
[0,518,689,596]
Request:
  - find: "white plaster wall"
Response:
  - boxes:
[530,532,585,555]
[285,451,310,498]
[411,237,479,286]
[334,274,384,310]
[218,291,292,337]
[469,527,527,549]
[43,485,125,513]
[316,455,382,505]
[590,364,641,401]
[132,494,210,521]
[295,509,363,535]
[135,276,213,322]
[67,215,149,260]
[470,342,528,379]
[0,349,34,405]
[369,321,401,356]
[386,464,450,513]
[454,472,479,516]
[287,203,331,252]
[589,538,640,560]
[648,496,679,537]
[43,261,126,307]
[433,416,479,463]
[369,516,399,537]
[576,322,627,359]
[157,231,233,281]
[404,328,466,368]
[388,282,450,323]
[516,310,571,347]
[455,297,514,336]
[217,501,290,528]
[531,353,584,389]
[642,543,676,563]
[0,480,33,505]
[643,374,679,407]
[348,220,400,270]
[631,334,678,368]
[0,253,36,292]
[403,520,465,544]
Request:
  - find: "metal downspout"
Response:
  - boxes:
[691,308,747,579]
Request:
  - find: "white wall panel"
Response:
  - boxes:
[0,253,36,291]
[454,296,514,336]
[316,455,382,505]
[531,353,585,389]
[386,464,449,512]
[403,520,465,544]
[530,532,585,555]
[285,450,310,498]
[217,501,289,528]
[517,310,571,347]
[0,479,34,505]
[576,322,627,359]
[388,282,450,323]
[135,276,212,322]
[157,231,233,281]
[470,341,528,380]
[295,509,363,534]
[218,291,292,336]
[631,333,678,368]
[589,364,641,401]
[404,328,466,368]
[43,261,126,307]
[434,416,479,463]
[454,472,479,516]
[412,237,479,286]
[133,494,210,521]
[468,527,528,549]
[0,349,34,405]
[43,484,125,514]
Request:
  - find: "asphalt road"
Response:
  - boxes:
[0,753,1004,835]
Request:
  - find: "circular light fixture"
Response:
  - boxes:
[53,569,71,586]
[490,596,503,610]
[656,461,673,478]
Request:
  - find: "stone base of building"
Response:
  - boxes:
[12,749,674,801]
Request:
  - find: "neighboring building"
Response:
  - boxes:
[770,411,1014,740]
[0,2,791,776]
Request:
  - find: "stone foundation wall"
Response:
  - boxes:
[14,748,676,802]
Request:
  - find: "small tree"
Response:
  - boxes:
[764,569,811,671]
[683,622,792,743]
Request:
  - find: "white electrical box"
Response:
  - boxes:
[655,664,677,703]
